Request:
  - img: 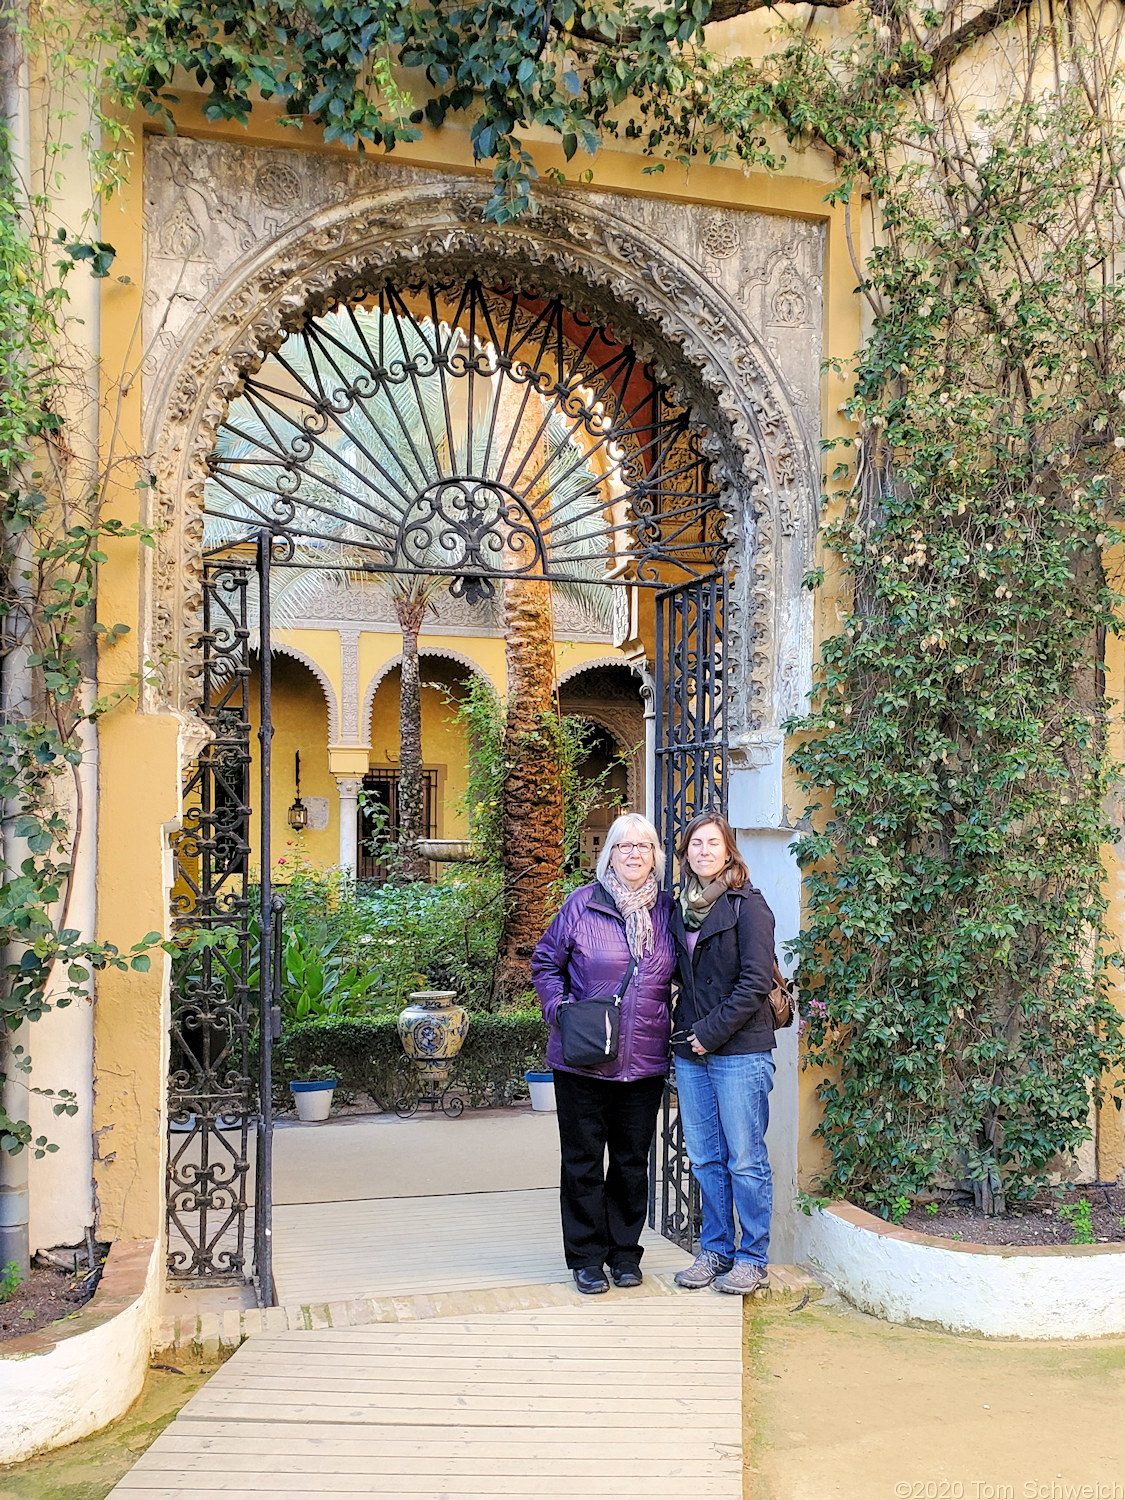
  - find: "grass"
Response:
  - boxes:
[0,1363,210,1500]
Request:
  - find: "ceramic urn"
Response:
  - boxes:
[397,990,470,1084]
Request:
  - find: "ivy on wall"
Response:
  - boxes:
[0,4,208,1163]
[772,16,1125,1212]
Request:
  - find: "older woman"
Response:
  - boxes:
[531,813,676,1295]
[670,811,777,1295]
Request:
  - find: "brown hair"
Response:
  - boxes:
[676,811,749,889]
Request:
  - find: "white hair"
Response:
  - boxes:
[596,812,665,885]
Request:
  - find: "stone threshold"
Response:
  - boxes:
[154,1264,824,1364]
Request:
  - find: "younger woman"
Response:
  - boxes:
[669,812,777,1294]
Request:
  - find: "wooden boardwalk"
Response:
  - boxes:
[112,1297,743,1498]
[137,1119,755,1497]
[271,1187,693,1305]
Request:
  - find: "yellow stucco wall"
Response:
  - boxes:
[85,71,933,1252]
[92,125,187,1243]
[247,654,336,873]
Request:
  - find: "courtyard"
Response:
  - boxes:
[3,0,1125,1491]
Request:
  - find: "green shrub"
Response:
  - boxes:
[0,1261,21,1304]
[351,874,503,1007]
[1057,1198,1095,1247]
[275,1007,549,1109]
[277,926,383,1026]
[268,862,505,1009]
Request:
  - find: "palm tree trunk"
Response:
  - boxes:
[495,577,564,999]
[395,590,431,883]
[493,383,565,1000]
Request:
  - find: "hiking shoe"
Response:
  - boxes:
[714,1261,769,1296]
[674,1250,735,1290]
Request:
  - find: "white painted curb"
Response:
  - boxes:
[799,1203,1125,1339]
[0,1238,160,1464]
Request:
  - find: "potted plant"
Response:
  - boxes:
[289,1063,338,1123]
[524,1070,555,1112]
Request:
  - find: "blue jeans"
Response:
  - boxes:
[674,1051,774,1266]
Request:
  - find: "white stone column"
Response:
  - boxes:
[28,689,97,1251]
[638,669,656,826]
[335,777,363,875]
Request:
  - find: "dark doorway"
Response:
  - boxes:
[358,769,438,882]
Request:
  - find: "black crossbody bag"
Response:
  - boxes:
[558,954,637,1070]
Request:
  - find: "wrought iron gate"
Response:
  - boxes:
[167,542,278,1303]
[649,571,727,1251]
[654,571,727,863]
[167,277,734,1288]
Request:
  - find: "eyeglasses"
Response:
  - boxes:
[616,842,655,855]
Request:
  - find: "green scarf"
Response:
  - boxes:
[679,871,732,931]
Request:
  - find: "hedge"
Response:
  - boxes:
[274,1007,549,1109]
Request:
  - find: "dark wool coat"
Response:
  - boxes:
[670,885,776,1058]
[531,882,676,1081]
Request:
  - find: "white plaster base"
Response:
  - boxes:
[799,1204,1125,1340]
[735,819,803,1265]
[0,1238,160,1464]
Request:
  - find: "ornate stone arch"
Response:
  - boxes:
[361,647,498,738]
[556,659,647,811]
[556,655,645,691]
[267,640,341,742]
[142,138,821,766]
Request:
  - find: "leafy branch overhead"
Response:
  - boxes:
[113,0,1035,217]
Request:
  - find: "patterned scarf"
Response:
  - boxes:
[602,867,659,959]
[679,870,733,931]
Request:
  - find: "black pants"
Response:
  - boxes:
[553,1070,666,1271]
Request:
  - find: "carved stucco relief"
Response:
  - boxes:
[270,574,612,641]
[142,136,822,765]
[338,628,361,743]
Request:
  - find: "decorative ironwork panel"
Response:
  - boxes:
[202,279,726,597]
[649,1083,701,1253]
[166,561,256,1284]
[184,279,733,1269]
[650,570,726,1252]
[654,571,727,874]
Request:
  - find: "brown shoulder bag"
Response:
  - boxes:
[769,961,796,1029]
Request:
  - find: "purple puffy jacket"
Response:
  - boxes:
[531,882,676,1082]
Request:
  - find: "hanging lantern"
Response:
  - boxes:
[287,751,308,830]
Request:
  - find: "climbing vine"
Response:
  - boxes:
[773,11,1125,1212]
[0,2,180,1161]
